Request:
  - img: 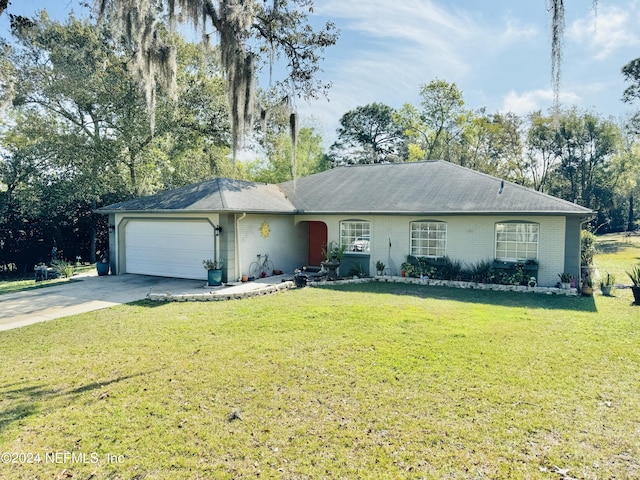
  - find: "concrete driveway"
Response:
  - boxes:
[0,273,207,332]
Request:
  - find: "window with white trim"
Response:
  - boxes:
[410,221,447,257]
[495,223,539,261]
[340,220,371,253]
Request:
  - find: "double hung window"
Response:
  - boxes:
[495,223,539,261]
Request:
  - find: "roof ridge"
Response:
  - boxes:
[216,177,228,209]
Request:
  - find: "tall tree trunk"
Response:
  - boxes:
[90,198,97,264]
[629,195,635,232]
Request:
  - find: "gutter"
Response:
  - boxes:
[235,213,247,282]
[94,208,296,215]
[291,210,596,217]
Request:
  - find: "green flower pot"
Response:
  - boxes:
[207,269,223,286]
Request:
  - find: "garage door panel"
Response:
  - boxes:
[124,220,215,280]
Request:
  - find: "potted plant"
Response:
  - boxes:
[203,259,223,286]
[581,275,593,296]
[321,242,345,280]
[558,272,573,289]
[580,230,597,277]
[96,254,109,276]
[376,260,385,276]
[600,272,615,296]
[400,261,414,278]
[626,264,640,305]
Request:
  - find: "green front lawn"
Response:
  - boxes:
[595,232,640,288]
[0,238,639,479]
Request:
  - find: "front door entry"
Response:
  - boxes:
[308,222,328,266]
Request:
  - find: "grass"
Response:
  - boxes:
[0,237,639,479]
[594,232,640,287]
[0,264,95,296]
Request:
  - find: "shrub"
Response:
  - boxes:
[468,259,494,283]
[581,230,597,266]
[600,272,615,288]
[51,260,74,278]
[627,265,640,286]
[438,256,463,280]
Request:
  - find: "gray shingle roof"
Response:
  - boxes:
[279,161,593,215]
[98,161,593,216]
[97,178,296,213]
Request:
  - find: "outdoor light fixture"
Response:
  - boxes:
[215,225,223,236]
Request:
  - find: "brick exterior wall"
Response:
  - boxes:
[295,214,569,287]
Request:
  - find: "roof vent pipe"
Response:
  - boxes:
[498,180,504,195]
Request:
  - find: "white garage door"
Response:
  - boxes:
[124,220,216,280]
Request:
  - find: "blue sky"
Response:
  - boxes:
[2,0,640,142]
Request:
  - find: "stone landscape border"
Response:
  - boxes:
[146,274,578,302]
[146,281,295,302]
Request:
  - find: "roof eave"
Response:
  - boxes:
[293,209,595,216]
[94,208,297,215]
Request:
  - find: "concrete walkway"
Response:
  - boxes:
[0,273,291,332]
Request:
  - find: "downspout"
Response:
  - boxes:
[235,213,247,281]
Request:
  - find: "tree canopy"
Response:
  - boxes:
[330,103,406,165]
[2,1,639,274]
[96,0,338,159]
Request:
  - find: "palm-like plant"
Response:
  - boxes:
[626,265,640,287]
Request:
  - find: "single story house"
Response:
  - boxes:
[96,161,594,287]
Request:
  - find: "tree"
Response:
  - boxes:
[622,57,640,133]
[457,110,523,179]
[0,110,125,270]
[545,108,619,211]
[329,103,406,165]
[1,13,235,266]
[397,79,467,162]
[524,111,562,191]
[246,125,327,183]
[604,120,640,231]
[97,0,338,162]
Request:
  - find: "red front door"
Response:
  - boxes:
[308,222,327,266]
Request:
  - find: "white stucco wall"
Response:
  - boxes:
[236,214,306,278]
[113,211,569,286]
[295,214,567,287]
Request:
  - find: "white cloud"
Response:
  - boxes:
[500,89,581,116]
[497,17,539,46]
[302,1,552,142]
[315,0,482,78]
[568,4,640,59]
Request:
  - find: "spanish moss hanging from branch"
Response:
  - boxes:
[548,0,564,114]
[547,0,599,118]
[289,111,298,179]
[96,0,338,170]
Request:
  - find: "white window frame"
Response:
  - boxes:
[495,222,539,262]
[410,221,447,258]
[340,220,371,254]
